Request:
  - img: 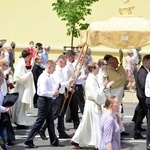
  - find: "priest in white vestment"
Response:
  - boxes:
[71,62,107,149]
[11,50,35,129]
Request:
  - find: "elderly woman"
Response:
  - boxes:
[71,62,107,149]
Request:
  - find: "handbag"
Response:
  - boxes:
[2,92,19,107]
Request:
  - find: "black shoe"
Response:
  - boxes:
[17,125,29,129]
[70,141,81,149]
[121,136,124,141]
[65,127,69,131]
[140,128,146,132]
[38,130,48,140]
[7,142,15,146]
[74,122,79,129]
[134,134,146,139]
[66,119,72,123]
[121,131,129,136]
[59,133,71,139]
[24,141,38,148]
[51,142,65,147]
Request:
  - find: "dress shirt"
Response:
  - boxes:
[144,67,150,73]
[145,72,150,97]
[52,65,69,94]
[63,60,74,81]
[4,51,10,63]
[72,61,86,85]
[39,50,49,68]
[97,69,111,89]
[1,78,8,96]
[37,71,55,98]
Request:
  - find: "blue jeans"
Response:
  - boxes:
[0,127,7,150]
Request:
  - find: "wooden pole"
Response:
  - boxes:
[63,45,89,116]
[58,44,88,116]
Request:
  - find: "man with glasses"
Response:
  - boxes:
[106,57,129,137]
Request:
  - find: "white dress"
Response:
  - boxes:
[71,73,105,149]
[11,58,35,125]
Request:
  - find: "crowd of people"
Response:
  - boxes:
[0,40,150,150]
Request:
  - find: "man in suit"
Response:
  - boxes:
[145,61,150,148]
[134,54,150,139]
[24,60,60,148]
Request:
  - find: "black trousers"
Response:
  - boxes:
[67,91,79,124]
[134,98,148,133]
[41,94,66,135]
[25,96,58,145]
[72,84,85,114]
[6,114,15,143]
[53,94,66,134]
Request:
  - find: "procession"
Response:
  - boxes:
[1,0,150,150]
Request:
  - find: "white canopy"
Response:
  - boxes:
[80,16,150,49]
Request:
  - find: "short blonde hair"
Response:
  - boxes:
[87,62,97,72]
[105,96,117,109]
[0,58,8,67]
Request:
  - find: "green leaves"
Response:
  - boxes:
[52,0,99,46]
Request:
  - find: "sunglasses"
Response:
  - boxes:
[3,64,8,67]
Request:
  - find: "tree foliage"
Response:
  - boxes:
[52,0,99,46]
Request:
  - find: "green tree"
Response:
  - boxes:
[52,0,99,47]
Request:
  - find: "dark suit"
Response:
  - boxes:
[146,97,150,145]
[25,96,58,145]
[134,66,148,134]
[32,64,43,108]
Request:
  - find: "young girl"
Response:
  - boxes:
[99,96,121,150]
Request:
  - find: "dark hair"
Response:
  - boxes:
[104,54,113,62]
[21,50,30,58]
[66,50,75,57]
[87,62,97,72]
[143,54,150,64]
[105,96,117,109]
[34,55,41,64]
[35,42,42,48]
